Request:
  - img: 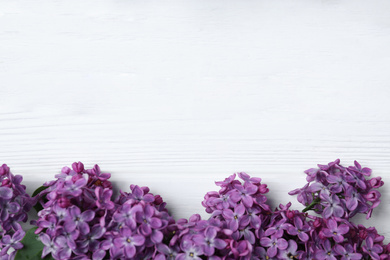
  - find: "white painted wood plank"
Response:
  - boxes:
[1,0,390,241]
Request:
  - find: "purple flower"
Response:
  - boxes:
[320,193,345,219]
[37,215,59,236]
[215,174,239,194]
[264,219,291,238]
[322,218,349,243]
[193,227,227,256]
[72,162,85,173]
[231,183,257,208]
[327,174,349,193]
[286,216,310,242]
[128,185,155,204]
[349,160,372,176]
[0,165,33,259]
[345,170,366,190]
[56,225,79,250]
[0,201,20,222]
[135,204,162,236]
[39,233,59,258]
[113,227,145,258]
[156,243,179,260]
[314,239,337,260]
[176,240,203,260]
[362,236,383,259]
[289,183,312,206]
[0,230,24,255]
[241,206,262,230]
[277,240,299,259]
[87,164,111,182]
[113,203,142,230]
[0,187,12,200]
[260,235,288,258]
[53,236,72,259]
[232,224,256,244]
[60,178,87,197]
[344,186,362,211]
[369,177,384,189]
[64,206,95,234]
[208,193,237,210]
[334,244,362,260]
[305,168,320,182]
[230,240,252,258]
[307,182,330,196]
[222,204,245,231]
[95,187,114,210]
[76,224,106,253]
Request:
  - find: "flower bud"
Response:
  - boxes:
[0,164,10,176]
[57,196,71,208]
[258,184,269,194]
[61,166,71,175]
[154,195,163,205]
[313,218,322,228]
[1,179,11,187]
[72,161,84,173]
[358,227,368,240]
[369,177,384,189]
[71,173,83,182]
[364,190,381,202]
[286,210,295,219]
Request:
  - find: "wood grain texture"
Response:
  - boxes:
[1,0,390,240]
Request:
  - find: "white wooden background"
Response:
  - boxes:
[1,0,390,241]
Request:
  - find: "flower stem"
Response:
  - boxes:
[302,198,321,213]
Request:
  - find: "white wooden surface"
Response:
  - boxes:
[1,0,390,241]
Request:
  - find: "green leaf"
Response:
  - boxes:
[32,186,49,213]
[32,185,49,198]
[14,227,54,260]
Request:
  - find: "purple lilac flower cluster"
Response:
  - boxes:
[34,162,115,259]
[159,161,389,259]
[0,164,33,260]
[289,159,384,220]
[34,162,175,260]
[153,172,274,259]
[103,184,175,259]
[31,160,390,259]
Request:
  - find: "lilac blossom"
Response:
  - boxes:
[277,240,299,259]
[334,244,362,260]
[0,164,33,259]
[39,233,60,258]
[260,235,288,258]
[222,204,246,231]
[135,204,163,236]
[64,206,95,235]
[230,240,252,258]
[192,227,227,256]
[18,160,390,259]
[286,216,310,242]
[95,187,114,210]
[176,240,203,260]
[264,219,291,238]
[320,192,345,218]
[156,243,179,260]
[230,183,257,208]
[362,236,383,259]
[113,227,145,258]
[112,203,142,229]
[0,230,24,255]
[60,178,87,197]
[34,162,177,259]
[321,218,349,243]
[314,239,337,260]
